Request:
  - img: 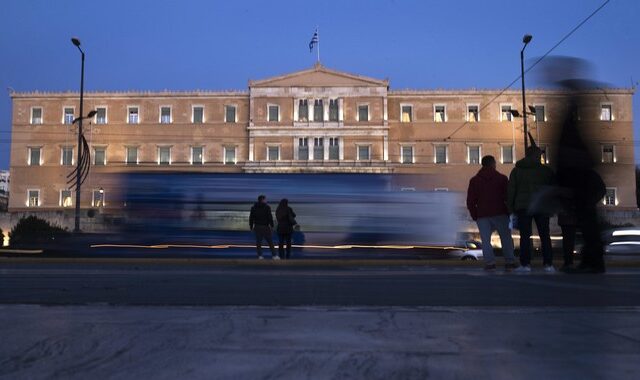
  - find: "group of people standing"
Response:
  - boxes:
[466,134,606,274]
[249,195,297,260]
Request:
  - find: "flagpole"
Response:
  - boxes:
[316,27,320,63]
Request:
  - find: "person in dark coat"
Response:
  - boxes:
[249,194,278,260]
[275,198,297,259]
[467,155,517,271]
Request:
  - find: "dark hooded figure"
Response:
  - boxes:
[249,194,278,260]
[275,198,297,259]
[508,135,555,272]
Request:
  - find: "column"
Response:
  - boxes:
[309,136,314,160]
[293,99,298,122]
[324,98,329,122]
[383,135,389,161]
[338,98,344,122]
[249,137,254,161]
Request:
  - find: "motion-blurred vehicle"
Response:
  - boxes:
[447,240,483,261]
[602,228,640,259]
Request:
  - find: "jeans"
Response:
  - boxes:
[278,233,292,259]
[254,225,276,258]
[516,212,552,266]
[476,215,516,265]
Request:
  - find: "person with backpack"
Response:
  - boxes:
[275,198,297,259]
[249,194,278,260]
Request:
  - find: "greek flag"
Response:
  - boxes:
[309,30,318,52]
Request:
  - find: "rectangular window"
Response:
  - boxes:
[435,145,447,164]
[401,146,413,164]
[61,147,73,166]
[158,147,171,165]
[600,104,612,121]
[160,107,172,124]
[534,105,546,122]
[298,138,309,160]
[126,147,138,165]
[401,105,413,122]
[128,107,139,124]
[224,146,236,164]
[267,146,279,161]
[94,147,106,165]
[357,145,370,160]
[63,107,75,124]
[358,105,369,122]
[192,106,204,123]
[501,105,512,122]
[602,144,615,163]
[329,138,339,160]
[29,147,41,166]
[604,188,616,206]
[60,190,72,207]
[298,100,308,122]
[468,145,481,164]
[467,105,479,122]
[225,105,237,123]
[501,145,514,164]
[268,105,279,122]
[313,137,324,160]
[28,189,40,207]
[329,99,339,122]
[314,99,324,122]
[434,105,446,123]
[31,107,43,125]
[191,146,203,165]
[95,107,107,124]
[92,189,105,207]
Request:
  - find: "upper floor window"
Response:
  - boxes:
[94,147,106,165]
[600,104,612,121]
[358,105,369,122]
[268,105,279,122]
[126,146,138,165]
[501,105,513,122]
[313,99,324,122]
[357,145,371,160]
[298,100,309,122]
[27,189,40,207]
[160,106,172,124]
[225,105,237,123]
[434,105,446,122]
[434,145,448,164]
[467,105,479,122]
[602,144,616,163]
[267,145,280,161]
[128,107,139,124]
[401,105,413,122]
[192,106,204,124]
[329,99,339,122]
[61,147,73,166]
[158,146,171,165]
[533,105,546,122]
[63,107,75,125]
[95,107,107,124]
[28,147,41,166]
[329,137,339,160]
[191,146,203,165]
[467,145,481,165]
[501,145,514,164]
[298,138,309,160]
[31,107,43,125]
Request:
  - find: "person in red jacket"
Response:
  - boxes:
[467,155,517,271]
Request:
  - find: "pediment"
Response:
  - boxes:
[250,64,388,88]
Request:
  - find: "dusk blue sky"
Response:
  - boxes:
[1,0,638,169]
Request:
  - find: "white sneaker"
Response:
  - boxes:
[258,256,264,260]
[272,256,281,261]
[514,265,531,273]
[544,265,556,273]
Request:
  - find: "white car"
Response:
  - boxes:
[448,241,483,261]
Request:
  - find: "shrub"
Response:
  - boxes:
[9,216,69,247]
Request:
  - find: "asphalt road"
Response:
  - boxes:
[2,262,640,307]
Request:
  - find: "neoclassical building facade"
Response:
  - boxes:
[8,64,636,218]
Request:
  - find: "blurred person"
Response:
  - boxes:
[276,198,298,259]
[249,194,278,260]
[508,138,555,273]
[467,155,517,271]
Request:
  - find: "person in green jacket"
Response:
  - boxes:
[508,142,555,273]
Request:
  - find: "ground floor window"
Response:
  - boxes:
[267,146,280,161]
[92,189,105,207]
[468,145,481,165]
[60,189,72,207]
[357,145,371,160]
[604,188,617,206]
[329,138,339,160]
[434,145,447,164]
[27,189,40,207]
[224,146,236,164]
[501,145,514,164]
[401,146,413,164]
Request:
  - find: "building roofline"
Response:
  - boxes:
[389,87,635,96]
[9,90,249,98]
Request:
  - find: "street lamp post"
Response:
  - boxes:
[71,37,85,233]
[520,34,532,149]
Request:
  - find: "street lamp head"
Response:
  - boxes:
[509,110,522,118]
[99,187,104,194]
[528,105,537,114]
[71,37,81,47]
[522,34,533,44]
[87,110,97,118]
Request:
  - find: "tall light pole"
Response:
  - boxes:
[520,34,532,149]
[71,37,85,233]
